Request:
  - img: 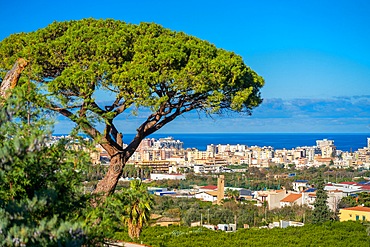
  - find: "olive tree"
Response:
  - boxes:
[0,18,264,196]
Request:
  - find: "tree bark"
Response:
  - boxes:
[0,58,28,99]
[93,154,124,196]
[93,130,144,196]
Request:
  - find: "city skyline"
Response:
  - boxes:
[1,1,369,133]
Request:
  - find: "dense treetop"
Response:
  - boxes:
[0,18,264,127]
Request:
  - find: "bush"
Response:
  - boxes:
[0,88,90,246]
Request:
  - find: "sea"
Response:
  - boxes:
[121,133,370,152]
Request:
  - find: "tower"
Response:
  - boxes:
[217,175,225,205]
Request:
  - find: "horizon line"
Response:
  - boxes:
[52,132,370,135]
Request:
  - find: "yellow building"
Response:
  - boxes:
[339,206,370,222]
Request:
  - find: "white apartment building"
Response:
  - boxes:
[125,136,370,172]
[152,137,184,149]
[213,144,248,153]
[324,182,362,196]
[316,139,336,158]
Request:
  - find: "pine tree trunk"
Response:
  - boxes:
[94,154,124,196]
[93,134,143,197]
[0,58,28,99]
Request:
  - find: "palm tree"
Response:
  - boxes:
[123,179,154,239]
[225,188,240,203]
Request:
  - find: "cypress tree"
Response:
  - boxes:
[312,174,331,224]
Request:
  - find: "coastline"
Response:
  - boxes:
[52,132,369,152]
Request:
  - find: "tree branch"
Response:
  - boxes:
[104,97,121,112]
[47,103,118,155]
[89,101,107,115]
[113,98,134,116]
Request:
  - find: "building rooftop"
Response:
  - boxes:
[357,181,370,185]
[340,206,370,212]
[156,217,181,223]
[281,193,302,203]
[275,189,285,193]
[359,185,370,190]
[294,180,308,183]
[339,182,358,185]
[304,188,317,193]
[200,185,218,190]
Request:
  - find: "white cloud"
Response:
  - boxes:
[53,96,370,134]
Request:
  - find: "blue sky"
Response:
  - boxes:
[1,0,370,133]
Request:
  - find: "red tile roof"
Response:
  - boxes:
[360,185,370,190]
[341,206,370,212]
[200,185,218,190]
[339,182,357,185]
[281,193,302,203]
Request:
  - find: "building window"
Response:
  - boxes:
[349,214,352,217]
[356,215,359,221]
[362,216,366,221]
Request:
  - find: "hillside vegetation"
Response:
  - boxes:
[113,221,369,247]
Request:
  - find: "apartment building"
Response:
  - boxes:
[316,139,336,158]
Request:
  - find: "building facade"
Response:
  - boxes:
[339,206,370,222]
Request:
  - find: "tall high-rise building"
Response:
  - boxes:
[367,138,370,149]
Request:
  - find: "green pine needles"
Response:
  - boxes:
[0,88,90,246]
